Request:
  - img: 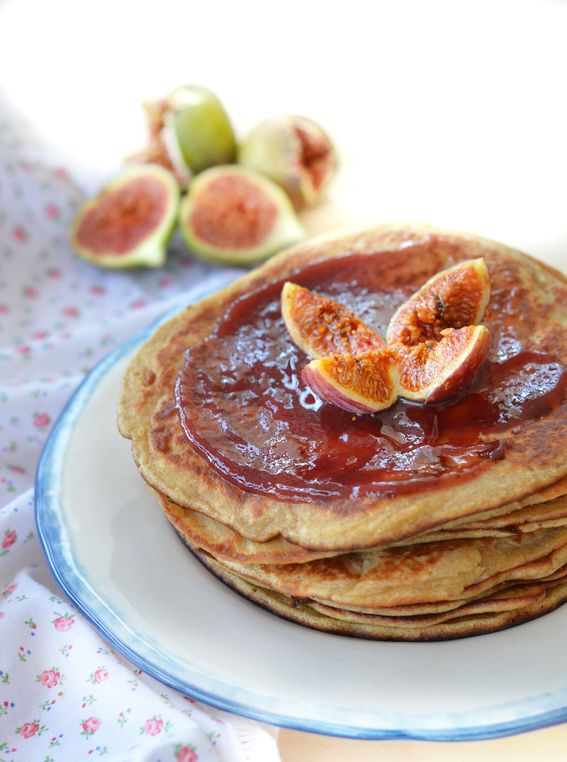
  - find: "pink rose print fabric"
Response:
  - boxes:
[0,116,280,761]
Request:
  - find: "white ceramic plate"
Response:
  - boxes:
[36,307,567,741]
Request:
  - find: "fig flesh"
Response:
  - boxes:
[239,115,338,209]
[281,282,385,359]
[302,327,491,412]
[288,260,492,414]
[129,85,237,188]
[179,166,304,266]
[70,164,179,269]
[302,350,399,414]
[392,325,491,403]
[387,259,490,346]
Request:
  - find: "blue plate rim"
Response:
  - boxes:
[35,286,567,742]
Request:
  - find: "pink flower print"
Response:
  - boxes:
[1,529,16,549]
[33,413,51,429]
[45,203,61,220]
[33,329,49,340]
[81,716,101,736]
[16,344,31,356]
[52,614,75,632]
[0,303,9,314]
[131,298,147,310]
[90,284,106,296]
[93,668,109,684]
[38,669,60,688]
[7,464,26,475]
[143,716,163,736]
[62,306,79,319]
[54,166,69,180]
[158,276,173,288]
[2,582,17,598]
[178,748,198,762]
[46,267,62,279]
[23,285,38,299]
[18,721,40,739]
[12,225,28,242]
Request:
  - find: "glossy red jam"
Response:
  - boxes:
[175,252,566,502]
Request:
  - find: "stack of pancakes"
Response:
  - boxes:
[118,224,567,640]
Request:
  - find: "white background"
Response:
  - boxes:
[1,0,566,268]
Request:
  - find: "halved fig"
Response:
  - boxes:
[392,325,491,403]
[387,259,490,346]
[129,84,237,188]
[239,115,338,209]
[179,166,304,266]
[70,164,179,269]
[281,282,385,358]
[302,350,398,413]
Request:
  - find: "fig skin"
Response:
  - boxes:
[392,325,491,404]
[179,166,304,267]
[281,282,385,359]
[302,350,399,414]
[129,85,237,188]
[239,115,338,209]
[167,85,237,175]
[70,164,179,269]
[387,258,490,346]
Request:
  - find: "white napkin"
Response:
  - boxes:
[0,114,280,762]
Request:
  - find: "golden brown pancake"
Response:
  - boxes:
[195,550,567,641]
[157,487,567,565]
[309,585,549,628]
[188,526,567,609]
[119,224,567,552]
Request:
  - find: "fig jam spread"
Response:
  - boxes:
[175,252,566,502]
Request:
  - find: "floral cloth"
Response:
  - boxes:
[0,117,280,761]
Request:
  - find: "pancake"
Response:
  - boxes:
[309,585,549,628]
[189,526,567,609]
[157,486,567,565]
[195,550,567,641]
[119,223,567,552]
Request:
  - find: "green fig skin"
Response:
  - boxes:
[167,85,237,176]
[70,164,179,269]
[179,166,304,267]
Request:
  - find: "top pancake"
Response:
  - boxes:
[118,223,567,551]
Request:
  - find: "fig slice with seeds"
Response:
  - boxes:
[392,325,491,403]
[281,282,385,359]
[387,258,490,346]
[302,350,399,414]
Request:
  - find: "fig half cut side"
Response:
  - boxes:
[387,258,490,346]
[302,350,399,414]
[393,325,491,403]
[70,164,179,269]
[281,282,385,359]
[239,115,338,209]
[180,166,304,266]
[302,326,491,413]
